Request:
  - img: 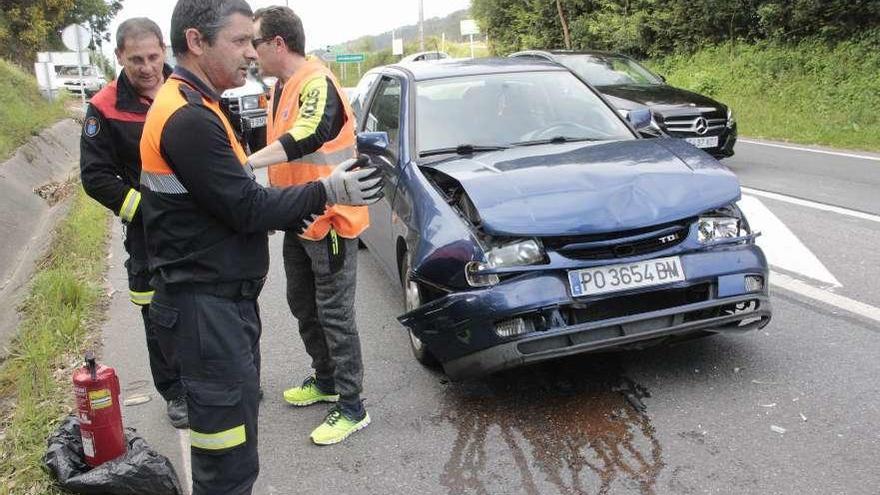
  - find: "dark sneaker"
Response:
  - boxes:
[166,396,188,429]
[310,405,370,445]
[283,376,338,406]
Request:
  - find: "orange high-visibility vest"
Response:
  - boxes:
[267,59,367,241]
[141,77,248,178]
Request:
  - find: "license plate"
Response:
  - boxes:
[248,116,266,127]
[684,136,719,148]
[568,256,686,297]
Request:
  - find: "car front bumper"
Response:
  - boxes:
[400,243,770,380]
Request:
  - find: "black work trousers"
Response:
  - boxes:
[150,281,263,495]
[124,222,181,401]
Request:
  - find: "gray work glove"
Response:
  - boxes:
[320,154,384,206]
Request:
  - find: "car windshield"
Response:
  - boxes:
[561,55,663,86]
[416,71,634,153]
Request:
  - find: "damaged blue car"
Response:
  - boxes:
[353,59,771,380]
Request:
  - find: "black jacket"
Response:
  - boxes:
[80,65,173,224]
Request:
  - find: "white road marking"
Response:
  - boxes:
[179,429,192,494]
[738,196,841,287]
[742,187,880,224]
[739,139,880,162]
[771,271,880,324]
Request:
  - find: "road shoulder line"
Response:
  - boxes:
[739,139,880,161]
[742,187,880,223]
[771,271,880,324]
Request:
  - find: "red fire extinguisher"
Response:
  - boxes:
[72,351,126,466]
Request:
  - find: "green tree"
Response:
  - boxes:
[0,0,122,68]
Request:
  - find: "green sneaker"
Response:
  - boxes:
[283,376,339,406]
[310,406,371,445]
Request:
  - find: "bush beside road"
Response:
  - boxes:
[650,34,880,152]
[0,59,70,161]
[0,187,109,494]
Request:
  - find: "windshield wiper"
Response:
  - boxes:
[510,136,600,147]
[419,144,508,157]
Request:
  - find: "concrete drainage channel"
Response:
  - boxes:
[0,118,83,351]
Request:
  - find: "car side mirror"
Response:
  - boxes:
[357,131,391,156]
[626,108,653,130]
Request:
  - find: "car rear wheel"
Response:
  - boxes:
[402,254,439,367]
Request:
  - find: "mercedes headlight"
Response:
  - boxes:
[241,95,261,111]
[698,216,747,243]
[726,107,735,128]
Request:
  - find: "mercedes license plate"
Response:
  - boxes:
[249,116,267,128]
[684,136,719,148]
[568,256,686,297]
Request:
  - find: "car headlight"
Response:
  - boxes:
[727,108,735,127]
[698,216,746,243]
[241,95,261,111]
[465,239,547,287]
[486,239,545,268]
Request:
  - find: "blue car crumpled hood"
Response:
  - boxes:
[423,138,741,236]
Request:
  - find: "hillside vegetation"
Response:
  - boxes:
[0,59,69,161]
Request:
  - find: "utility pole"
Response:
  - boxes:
[419,0,425,51]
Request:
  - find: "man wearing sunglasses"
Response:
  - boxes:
[248,6,371,446]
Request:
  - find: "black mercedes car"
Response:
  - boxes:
[510,50,737,158]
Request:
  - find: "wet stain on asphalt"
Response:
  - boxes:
[434,354,664,495]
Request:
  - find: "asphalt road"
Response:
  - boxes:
[103,138,880,494]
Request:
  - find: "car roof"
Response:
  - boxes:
[387,57,566,81]
[512,49,631,59]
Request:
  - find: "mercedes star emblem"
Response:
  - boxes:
[694,117,709,135]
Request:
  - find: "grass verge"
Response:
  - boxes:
[0,58,70,162]
[0,187,110,494]
[649,32,880,152]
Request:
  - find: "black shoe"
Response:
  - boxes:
[166,396,188,429]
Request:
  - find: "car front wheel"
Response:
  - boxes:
[402,254,439,367]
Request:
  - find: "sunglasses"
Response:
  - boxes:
[252,36,274,49]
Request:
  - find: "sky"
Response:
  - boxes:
[104,0,472,62]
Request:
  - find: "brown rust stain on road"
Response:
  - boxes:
[435,355,664,495]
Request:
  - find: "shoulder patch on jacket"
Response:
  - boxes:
[84,116,100,137]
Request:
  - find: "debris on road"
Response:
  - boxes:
[124,394,152,406]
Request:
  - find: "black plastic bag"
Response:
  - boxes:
[43,415,182,495]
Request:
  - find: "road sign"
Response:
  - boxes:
[460,19,480,36]
[392,38,404,56]
[336,53,365,64]
[62,24,91,51]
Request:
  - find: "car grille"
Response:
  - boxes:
[564,283,712,324]
[542,219,691,261]
[659,112,726,137]
[222,97,241,116]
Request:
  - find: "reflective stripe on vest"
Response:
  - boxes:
[267,59,367,240]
